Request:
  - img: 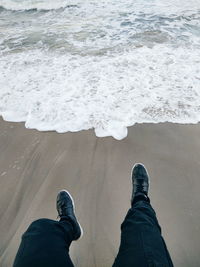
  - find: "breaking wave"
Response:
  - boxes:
[0,0,76,11]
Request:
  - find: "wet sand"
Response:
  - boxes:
[0,117,200,267]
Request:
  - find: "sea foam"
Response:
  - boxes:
[1,45,200,140]
[0,0,200,139]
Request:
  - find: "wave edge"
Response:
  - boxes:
[0,4,78,12]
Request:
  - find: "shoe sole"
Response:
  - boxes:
[58,189,83,240]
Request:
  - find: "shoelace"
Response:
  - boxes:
[134,180,147,193]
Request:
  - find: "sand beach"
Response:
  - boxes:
[0,118,200,266]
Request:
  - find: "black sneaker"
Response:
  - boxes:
[131,163,150,204]
[56,190,83,240]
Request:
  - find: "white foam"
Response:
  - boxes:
[0,45,200,140]
[0,0,200,139]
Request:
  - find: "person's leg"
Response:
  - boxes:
[113,198,174,267]
[13,218,75,267]
[112,164,174,267]
[13,190,82,267]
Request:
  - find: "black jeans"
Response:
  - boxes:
[13,200,173,267]
[112,200,174,267]
[13,219,74,267]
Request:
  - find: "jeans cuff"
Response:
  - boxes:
[132,193,150,205]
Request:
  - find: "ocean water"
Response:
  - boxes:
[0,0,200,139]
